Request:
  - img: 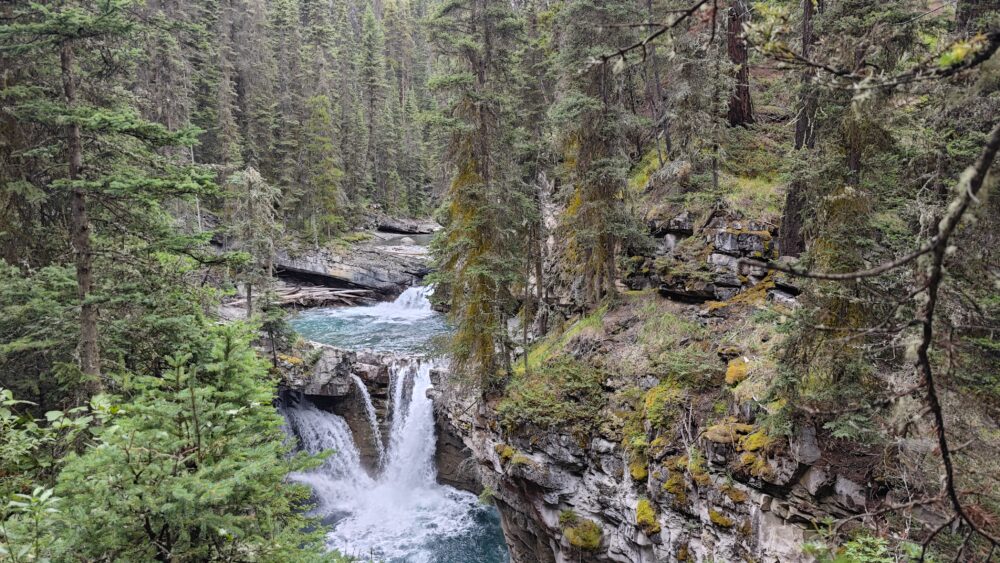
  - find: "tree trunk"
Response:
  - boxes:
[62,41,101,389]
[727,0,754,127]
[782,0,820,257]
[246,282,253,318]
[778,185,807,257]
[793,0,817,151]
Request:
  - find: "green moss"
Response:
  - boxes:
[739,429,773,453]
[494,443,516,463]
[662,471,688,505]
[724,357,749,386]
[738,452,774,479]
[636,499,661,534]
[510,454,534,467]
[643,381,683,429]
[703,419,755,444]
[629,459,649,481]
[559,509,578,526]
[563,518,603,551]
[708,508,734,528]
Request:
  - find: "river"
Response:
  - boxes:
[284,287,509,563]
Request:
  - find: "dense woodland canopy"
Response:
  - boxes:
[1,0,999,560]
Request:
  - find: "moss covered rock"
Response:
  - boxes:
[636,498,661,534]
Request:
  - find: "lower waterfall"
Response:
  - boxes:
[284,287,508,562]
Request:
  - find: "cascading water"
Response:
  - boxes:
[350,374,385,464]
[293,286,448,353]
[285,286,508,563]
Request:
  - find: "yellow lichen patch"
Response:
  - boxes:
[278,353,304,365]
[494,443,516,464]
[703,419,755,444]
[721,483,749,504]
[629,459,649,481]
[708,508,734,528]
[725,357,749,385]
[636,499,661,534]
[739,429,773,453]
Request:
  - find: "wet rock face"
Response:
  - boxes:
[280,346,395,475]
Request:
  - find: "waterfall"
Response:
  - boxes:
[350,374,385,465]
[284,286,508,562]
[282,398,374,510]
[383,359,437,488]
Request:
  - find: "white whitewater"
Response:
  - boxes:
[283,286,504,562]
[335,285,437,322]
[350,374,385,465]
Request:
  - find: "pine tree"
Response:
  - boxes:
[52,324,329,561]
[0,0,213,393]
[359,5,390,204]
[428,0,533,388]
[551,0,641,308]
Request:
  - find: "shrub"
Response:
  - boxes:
[498,357,606,432]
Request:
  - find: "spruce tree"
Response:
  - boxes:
[428,0,533,388]
[0,0,212,393]
[551,0,641,308]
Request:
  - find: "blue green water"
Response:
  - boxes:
[288,287,509,563]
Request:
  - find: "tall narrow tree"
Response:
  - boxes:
[0,0,211,393]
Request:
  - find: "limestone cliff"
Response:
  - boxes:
[430,208,892,562]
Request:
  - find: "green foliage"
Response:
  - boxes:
[805,534,909,563]
[49,323,327,561]
[0,262,79,409]
[497,357,606,433]
[560,511,602,551]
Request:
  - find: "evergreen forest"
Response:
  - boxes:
[1,0,999,561]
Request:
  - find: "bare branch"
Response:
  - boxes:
[599,0,710,64]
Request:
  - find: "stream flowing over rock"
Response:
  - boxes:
[278,287,507,562]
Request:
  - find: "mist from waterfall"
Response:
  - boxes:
[285,287,508,563]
